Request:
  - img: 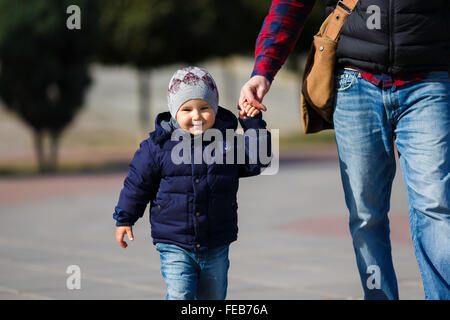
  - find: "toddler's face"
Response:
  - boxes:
[176,99,215,135]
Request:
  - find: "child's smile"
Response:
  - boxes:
[176,99,215,135]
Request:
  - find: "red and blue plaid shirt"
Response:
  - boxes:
[252,0,427,88]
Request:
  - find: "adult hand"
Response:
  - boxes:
[238,75,271,114]
[116,225,134,248]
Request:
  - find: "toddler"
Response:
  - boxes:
[113,66,271,300]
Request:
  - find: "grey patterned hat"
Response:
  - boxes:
[167,66,219,119]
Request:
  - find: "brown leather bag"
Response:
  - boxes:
[300,0,359,134]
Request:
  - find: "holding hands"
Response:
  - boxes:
[238,75,271,119]
[239,101,260,118]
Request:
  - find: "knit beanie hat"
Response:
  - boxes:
[167,66,219,119]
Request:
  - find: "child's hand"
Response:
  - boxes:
[115,226,134,248]
[239,101,260,119]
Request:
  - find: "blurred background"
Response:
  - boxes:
[0,0,332,175]
[0,0,423,300]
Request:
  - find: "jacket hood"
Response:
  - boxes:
[150,106,238,145]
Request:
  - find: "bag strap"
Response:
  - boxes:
[324,0,360,41]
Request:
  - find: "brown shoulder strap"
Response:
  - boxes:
[324,0,359,41]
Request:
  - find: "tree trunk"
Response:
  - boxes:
[49,130,61,172]
[137,69,151,131]
[33,129,47,173]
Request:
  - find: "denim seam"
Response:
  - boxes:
[401,160,428,299]
[410,207,429,299]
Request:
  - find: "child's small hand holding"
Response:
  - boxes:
[115,226,134,248]
[239,101,260,119]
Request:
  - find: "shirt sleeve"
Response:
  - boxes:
[251,0,316,83]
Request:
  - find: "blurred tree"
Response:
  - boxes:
[0,0,100,172]
[205,0,325,73]
[97,0,215,130]
[97,0,275,129]
[284,1,326,72]
[200,0,271,106]
[97,1,323,129]
[205,0,272,57]
[196,0,324,102]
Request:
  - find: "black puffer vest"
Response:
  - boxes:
[324,0,450,73]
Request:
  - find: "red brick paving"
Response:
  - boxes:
[275,214,413,246]
[1,170,412,247]
[0,173,126,205]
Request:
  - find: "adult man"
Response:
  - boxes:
[239,0,450,299]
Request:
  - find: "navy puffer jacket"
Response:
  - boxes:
[113,106,271,252]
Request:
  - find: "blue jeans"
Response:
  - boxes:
[156,243,230,300]
[333,68,450,300]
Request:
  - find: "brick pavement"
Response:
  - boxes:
[0,160,424,300]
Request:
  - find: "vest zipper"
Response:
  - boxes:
[388,0,394,72]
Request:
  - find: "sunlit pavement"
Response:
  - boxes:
[0,154,424,300]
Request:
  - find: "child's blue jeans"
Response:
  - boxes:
[156,242,230,300]
[333,68,450,299]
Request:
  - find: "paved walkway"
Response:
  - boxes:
[0,156,424,300]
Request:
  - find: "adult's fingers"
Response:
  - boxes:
[255,86,269,111]
[238,89,247,110]
[239,75,271,111]
[239,86,255,110]
[243,86,267,112]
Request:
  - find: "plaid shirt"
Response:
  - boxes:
[252,0,427,88]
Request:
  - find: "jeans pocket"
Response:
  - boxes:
[335,69,358,92]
